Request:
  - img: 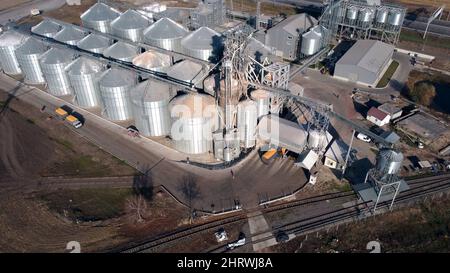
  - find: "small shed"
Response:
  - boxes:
[367,106,390,126]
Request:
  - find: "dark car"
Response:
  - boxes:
[275,231,289,243]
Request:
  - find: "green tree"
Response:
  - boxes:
[409,81,436,106]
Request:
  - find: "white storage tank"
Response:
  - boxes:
[375,7,389,24]
[132,51,171,73]
[169,93,220,154]
[99,68,137,121]
[388,10,403,26]
[103,41,140,62]
[31,20,62,38]
[0,31,26,75]
[15,37,48,84]
[300,25,323,56]
[111,9,152,42]
[376,149,403,175]
[143,17,188,52]
[53,25,87,46]
[346,6,358,20]
[80,2,121,34]
[358,8,374,22]
[307,129,327,150]
[77,33,112,54]
[237,100,258,148]
[250,89,271,120]
[180,27,223,62]
[66,57,105,108]
[130,80,172,137]
[39,48,75,96]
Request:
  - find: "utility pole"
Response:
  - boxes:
[341,129,355,180]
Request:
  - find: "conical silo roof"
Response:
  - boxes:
[111,9,151,30]
[143,17,187,40]
[130,80,171,103]
[103,41,139,61]
[66,57,103,76]
[99,68,136,88]
[40,47,74,64]
[0,31,26,47]
[31,19,62,37]
[181,27,221,50]
[54,25,87,43]
[80,2,121,22]
[16,37,48,55]
[77,33,111,51]
[132,51,171,70]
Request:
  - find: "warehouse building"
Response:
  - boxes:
[265,13,317,61]
[334,40,394,86]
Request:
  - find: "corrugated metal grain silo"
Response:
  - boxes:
[102,41,139,62]
[80,2,121,34]
[66,57,105,108]
[0,31,26,75]
[99,68,137,121]
[130,80,172,137]
[180,27,223,62]
[143,17,188,52]
[76,33,112,54]
[39,48,75,96]
[31,19,62,38]
[54,25,88,46]
[111,9,152,42]
[15,37,48,84]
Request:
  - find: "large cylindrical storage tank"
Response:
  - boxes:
[143,17,188,52]
[15,37,48,84]
[376,149,403,175]
[180,27,223,62]
[66,57,104,108]
[39,48,75,96]
[375,7,388,24]
[99,68,136,121]
[77,34,112,54]
[346,6,358,20]
[31,20,62,38]
[301,26,322,56]
[358,8,374,23]
[237,100,257,148]
[169,93,219,154]
[103,41,139,62]
[131,80,172,137]
[307,129,327,150]
[388,10,402,26]
[80,2,121,34]
[53,25,87,46]
[132,51,171,73]
[111,9,152,42]
[0,31,26,75]
[250,89,271,120]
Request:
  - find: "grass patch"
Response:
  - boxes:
[400,29,450,50]
[57,155,112,177]
[50,137,75,152]
[376,61,399,88]
[40,188,134,222]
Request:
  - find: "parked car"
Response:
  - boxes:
[275,231,289,243]
[356,133,371,143]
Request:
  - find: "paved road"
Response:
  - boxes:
[0,74,307,212]
[0,0,65,25]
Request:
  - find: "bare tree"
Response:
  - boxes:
[132,165,154,201]
[125,194,150,224]
[179,173,201,223]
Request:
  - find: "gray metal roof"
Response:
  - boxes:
[54,26,87,42]
[272,13,317,36]
[103,41,139,60]
[31,20,62,36]
[40,47,75,64]
[166,60,204,83]
[16,37,47,55]
[80,2,121,22]
[111,9,151,30]
[336,40,394,74]
[181,27,221,50]
[99,68,136,88]
[0,30,26,47]
[66,57,103,75]
[130,80,171,103]
[378,102,402,115]
[77,33,111,50]
[143,17,188,39]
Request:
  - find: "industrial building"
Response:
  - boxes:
[264,13,318,60]
[367,106,391,126]
[378,102,402,120]
[333,39,394,86]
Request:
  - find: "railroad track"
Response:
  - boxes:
[117,174,450,253]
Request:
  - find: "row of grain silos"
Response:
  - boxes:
[79,2,223,62]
